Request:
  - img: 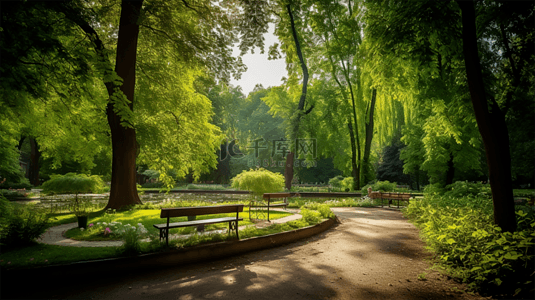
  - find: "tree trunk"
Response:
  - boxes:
[457,0,516,232]
[284,152,294,190]
[362,88,377,186]
[445,152,454,186]
[285,4,310,190]
[105,0,144,210]
[28,137,40,186]
[348,120,359,190]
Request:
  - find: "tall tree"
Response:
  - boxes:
[456,0,516,232]
[283,1,311,190]
[364,0,534,231]
[1,0,269,209]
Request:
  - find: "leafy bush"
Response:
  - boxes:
[329,176,354,191]
[113,223,149,256]
[301,203,335,219]
[231,168,285,197]
[0,189,29,199]
[141,181,164,188]
[41,173,106,195]
[0,196,13,242]
[444,181,491,199]
[361,180,397,193]
[423,183,446,196]
[0,203,50,247]
[329,176,344,189]
[341,177,354,191]
[404,195,535,297]
[300,209,322,224]
[0,178,32,190]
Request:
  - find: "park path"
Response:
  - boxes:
[31,207,488,300]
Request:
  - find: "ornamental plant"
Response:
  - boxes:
[231,168,285,198]
[41,173,106,195]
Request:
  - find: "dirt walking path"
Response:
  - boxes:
[35,207,488,299]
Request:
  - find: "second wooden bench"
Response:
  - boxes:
[369,192,412,208]
[249,193,290,221]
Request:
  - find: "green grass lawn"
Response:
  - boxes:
[0,195,365,270]
[0,202,295,270]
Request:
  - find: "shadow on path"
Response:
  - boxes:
[5,207,487,300]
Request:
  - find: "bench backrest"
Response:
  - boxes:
[372,192,412,199]
[263,193,291,199]
[160,204,244,218]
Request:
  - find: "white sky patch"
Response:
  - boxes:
[230,24,287,96]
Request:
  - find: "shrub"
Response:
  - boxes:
[113,223,149,256]
[141,181,164,188]
[0,203,50,247]
[403,195,535,297]
[329,176,344,190]
[0,196,13,242]
[0,189,29,200]
[444,181,491,199]
[0,178,32,190]
[41,173,106,195]
[423,183,446,196]
[361,180,397,193]
[341,177,354,191]
[329,176,354,191]
[300,209,322,224]
[373,180,397,192]
[231,168,285,197]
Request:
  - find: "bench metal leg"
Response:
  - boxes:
[229,221,239,239]
[160,228,169,246]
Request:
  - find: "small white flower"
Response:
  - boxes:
[80,228,85,231]
[103,222,107,225]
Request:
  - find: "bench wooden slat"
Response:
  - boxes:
[160,204,244,218]
[153,217,244,230]
[263,193,291,199]
[250,203,288,208]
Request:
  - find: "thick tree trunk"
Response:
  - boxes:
[216,144,231,184]
[348,120,359,190]
[362,88,377,185]
[28,137,40,186]
[284,152,294,190]
[445,152,454,186]
[105,0,144,210]
[457,0,516,232]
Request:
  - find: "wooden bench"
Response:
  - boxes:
[153,204,244,246]
[369,191,412,208]
[249,193,290,221]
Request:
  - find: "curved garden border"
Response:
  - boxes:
[2,217,337,284]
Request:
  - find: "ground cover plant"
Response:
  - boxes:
[403,194,535,298]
